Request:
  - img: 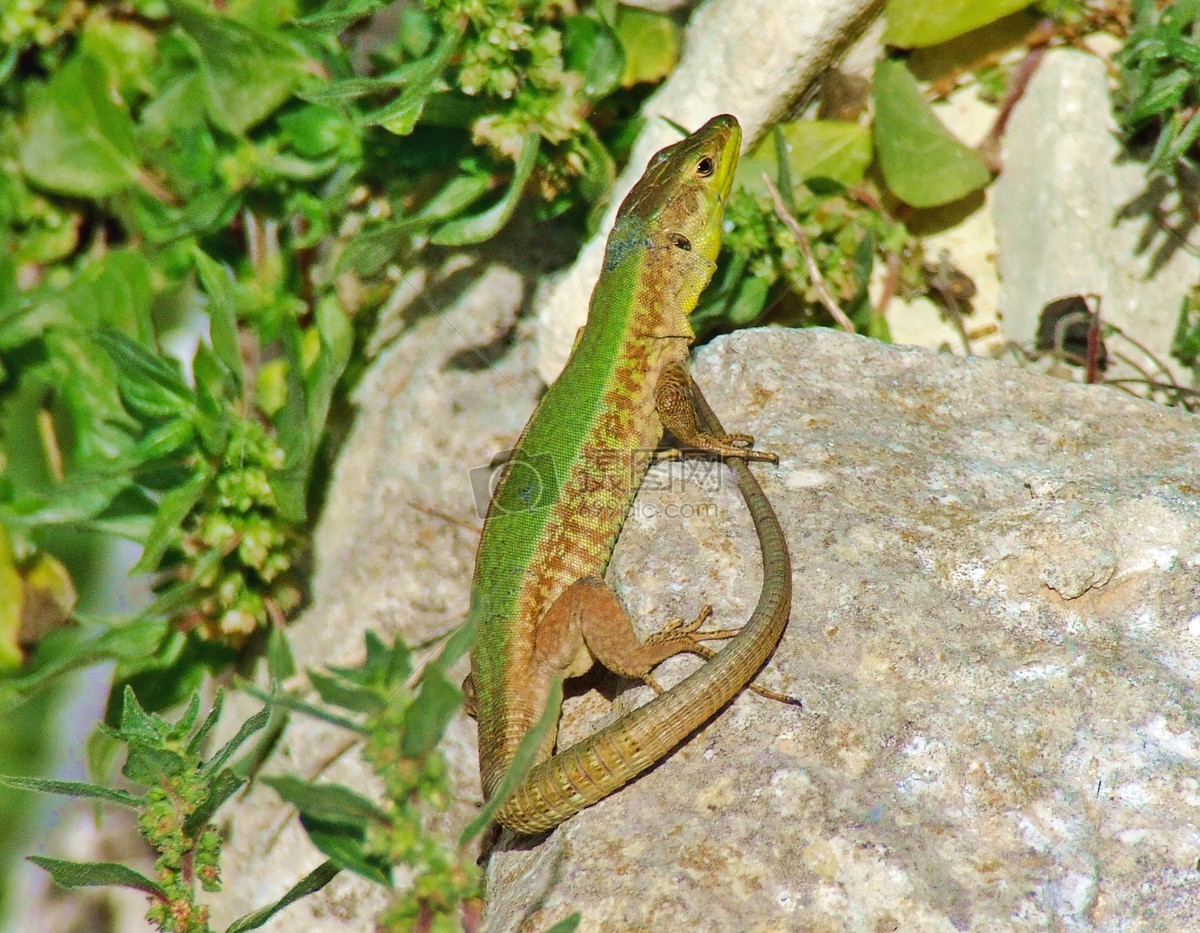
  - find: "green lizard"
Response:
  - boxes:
[467,114,793,835]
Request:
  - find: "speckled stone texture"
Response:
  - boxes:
[483,328,1200,933]
[212,318,1200,932]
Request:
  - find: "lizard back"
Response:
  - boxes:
[470,115,742,798]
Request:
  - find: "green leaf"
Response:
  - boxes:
[280,105,355,160]
[119,417,197,467]
[58,249,155,339]
[377,630,413,685]
[171,693,203,738]
[94,330,194,420]
[270,318,313,523]
[305,300,352,443]
[202,707,269,777]
[187,691,225,755]
[401,665,461,760]
[193,249,244,391]
[237,680,365,734]
[327,630,413,689]
[9,476,134,527]
[28,857,167,898]
[122,740,189,785]
[361,27,462,136]
[724,274,771,329]
[130,463,213,574]
[614,7,679,87]
[544,916,582,933]
[132,185,242,244]
[0,530,22,671]
[1165,34,1200,69]
[267,624,297,682]
[338,173,491,274]
[872,59,990,208]
[300,818,391,886]
[0,774,142,808]
[575,124,616,205]
[262,775,390,827]
[1128,67,1192,125]
[1172,289,1200,367]
[737,121,873,197]
[431,134,540,245]
[884,0,1032,48]
[563,15,624,99]
[19,54,141,197]
[297,0,388,31]
[46,330,139,461]
[0,619,170,711]
[168,0,308,134]
[297,66,421,104]
[0,619,170,713]
[114,685,161,743]
[307,670,384,715]
[191,342,234,452]
[224,861,340,933]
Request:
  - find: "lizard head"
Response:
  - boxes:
[617,113,742,267]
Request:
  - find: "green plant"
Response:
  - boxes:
[247,626,480,930]
[1115,0,1200,180]
[0,687,337,933]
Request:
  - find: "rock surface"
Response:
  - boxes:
[214,316,1200,931]
[486,328,1200,932]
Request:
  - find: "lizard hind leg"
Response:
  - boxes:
[535,578,800,705]
[644,610,802,707]
[537,577,723,692]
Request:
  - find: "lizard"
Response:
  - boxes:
[466,113,793,835]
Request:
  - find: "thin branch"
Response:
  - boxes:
[762,173,855,332]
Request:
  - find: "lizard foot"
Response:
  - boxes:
[646,604,713,644]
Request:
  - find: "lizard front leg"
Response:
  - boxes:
[655,362,777,462]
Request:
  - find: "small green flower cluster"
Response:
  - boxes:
[140,775,222,933]
[362,698,480,932]
[181,419,301,644]
[429,0,588,183]
[721,186,918,327]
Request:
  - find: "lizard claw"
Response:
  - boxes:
[646,605,714,644]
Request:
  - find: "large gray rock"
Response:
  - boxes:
[486,328,1200,932]
[215,323,1200,932]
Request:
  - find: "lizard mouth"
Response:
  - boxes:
[702,113,743,200]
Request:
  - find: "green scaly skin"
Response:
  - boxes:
[468,114,792,834]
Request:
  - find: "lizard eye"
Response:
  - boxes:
[696,156,714,177]
[670,233,692,251]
